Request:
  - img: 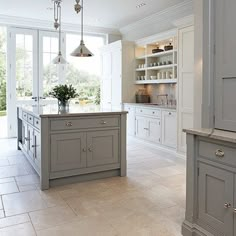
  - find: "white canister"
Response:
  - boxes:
[157,72,161,80]
[162,71,166,79]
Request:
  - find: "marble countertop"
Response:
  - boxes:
[124,103,177,110]
[184,128,236,144]
[18,104,128,118]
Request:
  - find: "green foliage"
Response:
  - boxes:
[0,28,6,112]
[94,87,101,105]
[49,84,79,102]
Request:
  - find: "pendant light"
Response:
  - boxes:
[52,0,67,64]
[71,0,93,57]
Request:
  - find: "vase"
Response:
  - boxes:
[58,100,69,112]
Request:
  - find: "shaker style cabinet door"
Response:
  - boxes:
[215,0,236,131]
[147,118,161,144]
[161,111,177,148]
[135,116,148,140]
[124,106,135,136]
[33,130,41,170]
[198,162,234,236]
[86,130,119,167]
[50,133,87,172]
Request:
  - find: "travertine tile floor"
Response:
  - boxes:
[0,137,186,236]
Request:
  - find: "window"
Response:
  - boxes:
[0,26,7,116]
[66,34,105,104]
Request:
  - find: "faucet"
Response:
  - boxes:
[157,94,168,105]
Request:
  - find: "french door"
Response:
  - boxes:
[8,27,65,137]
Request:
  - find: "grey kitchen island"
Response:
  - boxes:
[17,105,127,190]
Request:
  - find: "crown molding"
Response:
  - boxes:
[120,0,193,38]
[172,14,194,28]
[0,14,121,35]
[135,29,177,46]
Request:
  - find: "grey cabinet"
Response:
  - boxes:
[51,132,87,172]
[22,121,28,151]
[198,162,234,236]
[33,130,41,170]
[28,125,34,160]
[124,105,135,136]
[214,0,236,131]
[87,130,119,167]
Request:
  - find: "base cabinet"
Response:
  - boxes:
[198,162,234,236]
[183,133,236,236]
[162,111,177,148]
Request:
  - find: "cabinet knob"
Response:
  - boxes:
[100,120,107,125]
[82,148,86,152]
[215,149,225,158]
[224,203,231,209]
[66,122,72,127]
[169,112,172,115]
[88,148,92,152]
[234,209,236,214]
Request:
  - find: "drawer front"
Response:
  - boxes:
[27,114,34,125]
[136,107,161,117]
[50,117,120,131]
[34,118,40,130]
[22,111,27,121]
[199,140,236,167]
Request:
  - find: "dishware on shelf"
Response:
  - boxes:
[157,72,161,80]
[150,76,157,80]
[162,71,166,79]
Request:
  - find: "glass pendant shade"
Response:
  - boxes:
[52,51,67,64]
[71,40,93,57]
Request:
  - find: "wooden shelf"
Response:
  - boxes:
[146,64,177,70]
[135,79,177,85]
[136,49,177,60]
[136,68,147,72]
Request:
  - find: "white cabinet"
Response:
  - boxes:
[101,40,135,108]
[124,105,135,136]
[177,25,194,153]
[136,115,148,140]
[162,111,177,148]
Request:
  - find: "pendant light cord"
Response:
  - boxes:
[81,0,83,42]
[59,2,62,54]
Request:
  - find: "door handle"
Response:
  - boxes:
[224,203,231,209]
[32,97,38,102]
[39,97,46,100]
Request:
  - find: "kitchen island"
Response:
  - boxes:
[17,105,127,190]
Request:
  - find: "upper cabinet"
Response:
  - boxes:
[214,0,236,131]
[135,33,178,85]
[100,40,136,108]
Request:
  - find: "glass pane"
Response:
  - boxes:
[51,37,58,53]
[25,51,33,69]
[43,53,51,66]
[16,34,24,49]
[43,37,51,52]
[25,35,33,52]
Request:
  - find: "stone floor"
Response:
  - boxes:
[0,137,186,236]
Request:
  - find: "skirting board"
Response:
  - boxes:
[50,169,120,188]
[182,221,215,236]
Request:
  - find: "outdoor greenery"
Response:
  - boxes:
[49,84,78,103]
[0,28,6,112]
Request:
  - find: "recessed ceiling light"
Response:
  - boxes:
[136,3,146,8]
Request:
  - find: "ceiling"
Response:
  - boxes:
[0,0,187,29]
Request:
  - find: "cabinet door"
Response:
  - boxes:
[101,51,112,108]
[135,116,147,140]
[51,133,87,172]
[33,130,41,170]
[147,118,161,144]
[22,121,28,151]
[86,130,119,167]
[28,125,34,160]
[111,48,122,108]
[161,111,177,148]
[198,163,234,236]
[124,106,135,136]
[215,0,236,131]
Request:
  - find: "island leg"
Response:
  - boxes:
[120,113,127,177]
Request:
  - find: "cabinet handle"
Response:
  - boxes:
[169,112,172,115]
[215,149,225,158]
[65,122,72,127]
[234,209,236,214]
[100,120,107,125]
[25,137,30,141]
[88,148,92,152]
[144,128,149,130]
[224,203,231,209]
[32,145,38,148]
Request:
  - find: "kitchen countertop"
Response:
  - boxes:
[124,103,177,110]
[184,128,236,144]
[18,104,128,118]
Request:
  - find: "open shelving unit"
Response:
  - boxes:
[135,37,178,85]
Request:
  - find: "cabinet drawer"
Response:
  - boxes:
[199,140,236,167]
[22,112,27,121]
[34,118,40,129]
[50,117,120,131]
[27,114,34,125]
[136,108,161,117]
